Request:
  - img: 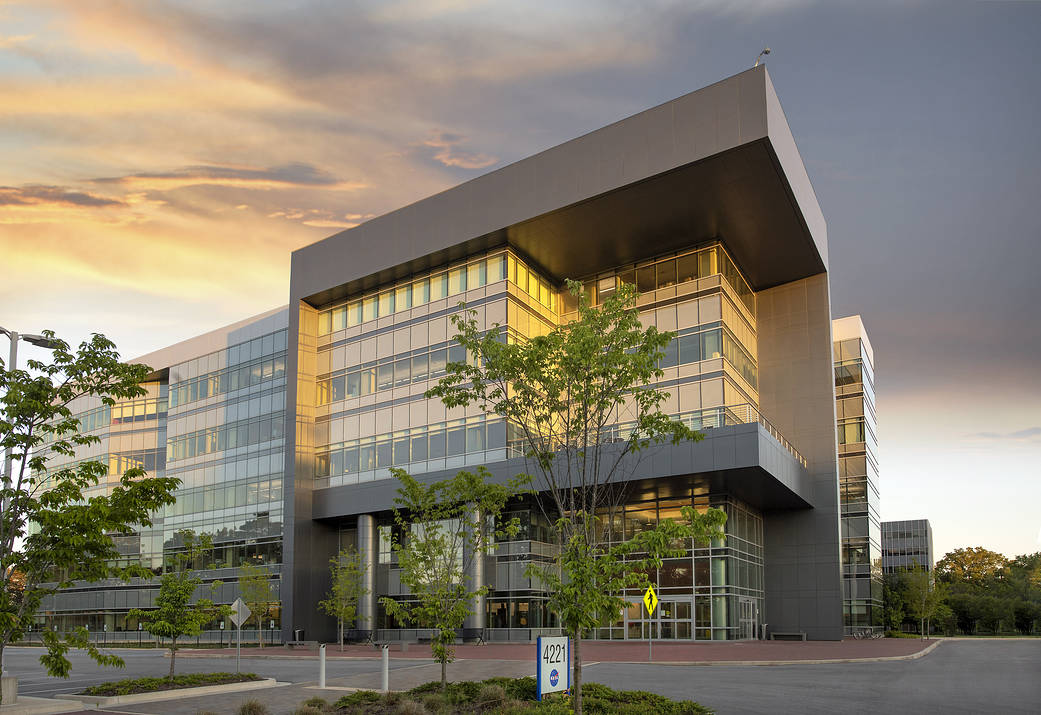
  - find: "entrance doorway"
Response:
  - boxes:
[624,596,692,640]
[739,597,759,640]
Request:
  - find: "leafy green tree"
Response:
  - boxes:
[426,281,726,713]
[380,467,529,690]
[0,331,179,700]
[901,566,947,639]
[936,547,1008,585]
[882,573,907,633]
[237,560,274,648]
[130,530,228,677]
[318,546,368,651]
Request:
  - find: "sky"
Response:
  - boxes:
[1,0,1039,560]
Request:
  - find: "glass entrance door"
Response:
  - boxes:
[738,597,758,640]
[624,597,692,639]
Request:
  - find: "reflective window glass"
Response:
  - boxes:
[428,429,446,459]
[394,359,410,387]
[377,364,393,391]
[636,265,655,293]
[677,253,698,283]
[412,278,429,306]
[467,261,486,289]
[332,306,347,330]
[362,297,378,322]
[378,291,394,317]
[411,354,429,382]
[656,259,677,289]
[430,272,448,300]
[395,285,412,312]
[411,434,428,461]
[448,267,467,295]
[488,255,507,282]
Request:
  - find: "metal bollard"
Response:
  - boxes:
[381,645,389,693]
[319,644,326,689]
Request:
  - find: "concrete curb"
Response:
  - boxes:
[54,677,283,707]
[0,695,84,715]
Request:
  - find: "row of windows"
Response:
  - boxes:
[171,330,288,385]
[167,413,285,462]
[163,477,282,518]
[169,355,287,409]
[658,324,758,391]
[318,252,559,335]
[315,415,507,477]
[575,244,756,316]
[317,341,473,405]
[66,397,168,435]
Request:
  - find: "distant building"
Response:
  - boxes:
[882,519,934,573]
[833,316,882,634]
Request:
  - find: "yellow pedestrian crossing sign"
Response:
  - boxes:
[643,584,658,615]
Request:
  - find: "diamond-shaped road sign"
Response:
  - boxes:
[230,597,251,628]
[643,584,658,616]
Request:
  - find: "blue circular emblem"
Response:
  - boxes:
[549,669,559,687]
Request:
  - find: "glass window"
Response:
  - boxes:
[448,344,466,367]
[376,439,392,467]
[516,263,528,294]
[344,446,359,474]
[395,285,412,312]
[394,359,410,387]
[346,371,361,398]
[331,375,346,402]
[410,434,428,461]
[347,302,362,327]
[412,278,429,306]
[332,306,347,331]
[430,273,448,301]
[377,364,393,391]
[618,269,636,287]
[678,333,701,364]
[467,261,486,289]
[393,435,410,465]
[677,253,698,283]
[362,296,378,322]
[317,379,331,405]
[487,420,506,449]
[446,422,465,456]
[428,428,446,459]
[698,247,718,278]
[656,259,677,289]
[636,265,655,293]
[448,267,467,295]
[411,354,428,382]
[660,339,679,369]
[378,291,394,317]
[429,349,448,378]
[319,311,332,336]
[330,450,344,476]
[359,367,375,396]
[702,329,722,359]
[487,255,507,282]
[359,442,375,471]
[466,423,485,452]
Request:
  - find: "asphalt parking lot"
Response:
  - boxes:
[4,639,1039,714]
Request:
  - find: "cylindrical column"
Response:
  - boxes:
[356,514,377,638]
[381,645,389,692]
[463,506,485,634]
[319,644,326,688]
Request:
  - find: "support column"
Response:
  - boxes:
[463,507,486,637]
[357,514,377,639]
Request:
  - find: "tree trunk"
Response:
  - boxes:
[339,619,344,652]
[441,657,447,691]
[168,639,177,678]
[258,614,264,649]
[572,628,582,715]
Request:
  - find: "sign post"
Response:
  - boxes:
[536,636,570,701]
[230,598,251,674]
[643,584,658,662]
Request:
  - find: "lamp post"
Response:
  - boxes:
[754,47,771,67]
[0,327,61,517]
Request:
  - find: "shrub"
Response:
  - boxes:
[476,683,506,708]
[393,699,428,715]
[303,696,329,708]
[293,707,323,715]
[238,699,269,715]
[334,690,386,713]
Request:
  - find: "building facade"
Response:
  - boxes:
[833,316,883,634]
[882,520,934,573]
[40,66,850,642]
[35,308,288,641]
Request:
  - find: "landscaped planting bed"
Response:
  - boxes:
[81,672,262,696]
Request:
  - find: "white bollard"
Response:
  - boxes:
[381,644,389,693]
[319,644,326,689]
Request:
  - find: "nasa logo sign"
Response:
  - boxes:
[549,669,559,687]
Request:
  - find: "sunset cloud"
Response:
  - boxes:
[94,163,368,192]
[423,132,498,170]
[0,184,123,208]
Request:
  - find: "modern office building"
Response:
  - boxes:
[882,520,934,573]
[35,308,288,640]
[833,316,882,634]
[39,65,849,641]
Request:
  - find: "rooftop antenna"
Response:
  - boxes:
[754,47,771,67]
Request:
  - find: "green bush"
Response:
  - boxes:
[293,707,323,715]
[886,631,921,638]
[303,696,329,708]
[82,673,261,696]
[238,699,269,715]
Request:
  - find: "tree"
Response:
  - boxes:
[936,547,1008,586]
[380,467,529,690]
[0,331,180,700]
[901,566,947,639]
[318,546,368,651]
[238,560,274,648]
[426,281,726,713]
[129,530,228,677]
[882,573,907,633]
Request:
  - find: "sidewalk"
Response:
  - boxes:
[177,638,940,665]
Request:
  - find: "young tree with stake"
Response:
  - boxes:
[237,560,274,648]
[380,467,529,690]
[426,281,727,713]
[318,546,368,651]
